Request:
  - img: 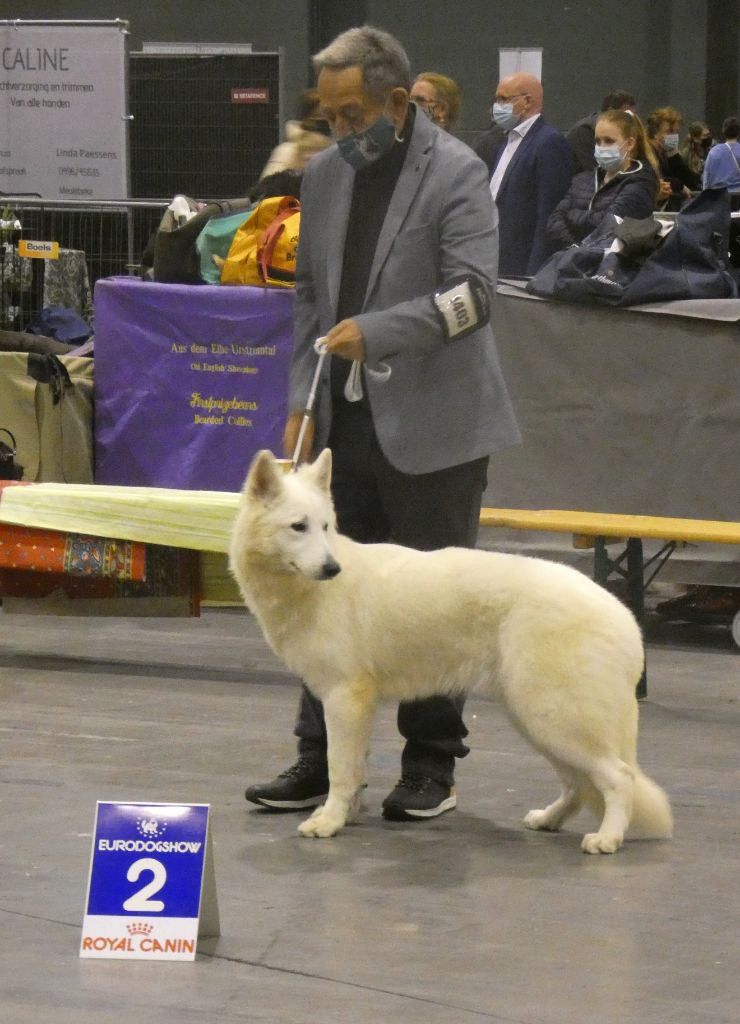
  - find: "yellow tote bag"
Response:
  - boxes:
[219,196,300,287]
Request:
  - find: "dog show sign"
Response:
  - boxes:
[80,801,220,961]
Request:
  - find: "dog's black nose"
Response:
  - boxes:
[321,560,341,579]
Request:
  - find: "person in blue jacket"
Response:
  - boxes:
[703,117,740,191]
[545,109,659,253]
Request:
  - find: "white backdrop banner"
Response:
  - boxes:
[0,21,129,198]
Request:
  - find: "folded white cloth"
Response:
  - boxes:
[0,483,240,553]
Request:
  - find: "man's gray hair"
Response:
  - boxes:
[312,25,411,99]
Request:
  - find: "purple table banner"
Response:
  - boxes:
[94,278,294,491]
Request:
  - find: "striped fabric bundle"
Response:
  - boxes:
[0,481,241,554]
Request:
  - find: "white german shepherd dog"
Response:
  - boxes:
[230,449,672,854]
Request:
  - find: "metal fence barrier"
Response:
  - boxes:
[0,197,167,331]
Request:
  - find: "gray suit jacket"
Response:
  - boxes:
[289,108,521,474]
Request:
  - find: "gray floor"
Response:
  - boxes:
[1,601,738,1024]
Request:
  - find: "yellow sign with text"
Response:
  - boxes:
[18,239,59,259]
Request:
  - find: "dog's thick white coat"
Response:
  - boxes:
[230,450,672,854]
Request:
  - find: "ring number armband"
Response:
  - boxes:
[433,274,491,342]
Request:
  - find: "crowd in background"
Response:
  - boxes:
[262,72,740,281]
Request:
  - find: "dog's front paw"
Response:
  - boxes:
[581,831,622,855]
[298,806,346,838]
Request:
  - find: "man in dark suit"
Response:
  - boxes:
[475,73,572,277]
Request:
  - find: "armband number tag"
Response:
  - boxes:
[433,275,490,341]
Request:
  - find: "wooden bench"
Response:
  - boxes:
[479,508,740,696]
[1,483,737,673]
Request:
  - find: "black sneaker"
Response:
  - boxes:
[381,773,457,821]
[245,757,329,810]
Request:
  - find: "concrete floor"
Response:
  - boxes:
[1,602,738,1024]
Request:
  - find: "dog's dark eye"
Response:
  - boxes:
[290,521,307,533]
[323,523,329,532]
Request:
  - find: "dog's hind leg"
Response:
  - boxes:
[524,767,582,832]
[298,679,376,838]
[526,751,633,853]
[510,709,634,852]
[577,755,634,854]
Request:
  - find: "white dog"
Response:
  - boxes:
[229,449,672,854]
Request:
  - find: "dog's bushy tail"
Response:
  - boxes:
[619,698,672,839]
[629,768,673,839]
[577,767,673,840]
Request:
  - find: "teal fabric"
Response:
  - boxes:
[196,208,254,284]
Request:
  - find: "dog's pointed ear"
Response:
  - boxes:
[244,450,283,503]
[309,448,333,493]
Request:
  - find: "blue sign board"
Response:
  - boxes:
[80,801,219,961]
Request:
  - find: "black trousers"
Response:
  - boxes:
[294,399,489,784]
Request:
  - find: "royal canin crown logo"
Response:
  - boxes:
[126,922,154,936]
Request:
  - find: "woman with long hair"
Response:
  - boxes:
[646,106,701,210]
[681,120,713,176]
[546,109,659,254]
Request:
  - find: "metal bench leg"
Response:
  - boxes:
[593,536,648,700]
[626,539,647,699]
[593,535,610,588]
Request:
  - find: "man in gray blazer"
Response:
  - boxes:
[246,26,520,822]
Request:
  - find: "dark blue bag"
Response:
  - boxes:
[528,188,738,305]
[28,305,93,344]
[620,188,738,304]
[525,225,628,306]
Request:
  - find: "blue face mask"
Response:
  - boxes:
[491,101,521,132]
[336,112,398,170]
[594,143,625,172]
[491,102,520,132]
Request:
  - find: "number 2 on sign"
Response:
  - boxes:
[122,857,167,912]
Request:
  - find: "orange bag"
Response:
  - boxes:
[219,196,300,287]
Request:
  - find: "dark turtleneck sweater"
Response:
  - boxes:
[330,105,415,402]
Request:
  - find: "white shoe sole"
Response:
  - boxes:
[248,794,328,809]
[403,794,457,818]
[383,790,457,821]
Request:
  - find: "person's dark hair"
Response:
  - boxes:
[312,25,411,100]
[601,90,636,112]
[295,87,331,136]
[248,170,302,204]
[296,88,321,122]
[722,116,740,140]
[687,120,710,142]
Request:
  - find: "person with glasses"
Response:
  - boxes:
[244,26,520,824]
[475,73,571,276]
[409,72,461,133]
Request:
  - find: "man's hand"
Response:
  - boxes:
[282,321,365,464]
[658,179,672,203]
[283,411,315,465]
[324,318,366,362]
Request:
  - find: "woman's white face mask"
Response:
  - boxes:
[594,142,627,172]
